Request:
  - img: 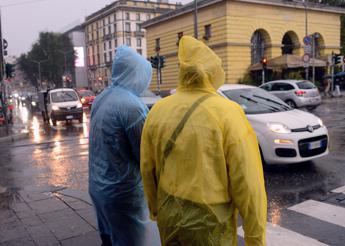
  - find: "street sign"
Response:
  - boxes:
[303,36,312,45]
[302,54,311,63]
[304,44,312,54]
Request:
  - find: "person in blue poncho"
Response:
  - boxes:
[89,45,159,246]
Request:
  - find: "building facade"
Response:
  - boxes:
[84,0,180,92]
[142,0,345,92]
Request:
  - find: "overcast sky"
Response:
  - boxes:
[0,0,191,57]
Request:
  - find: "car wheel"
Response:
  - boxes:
[285,100,297,108]
[306,105,317,111]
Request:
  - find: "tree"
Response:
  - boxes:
[18,32,75,89]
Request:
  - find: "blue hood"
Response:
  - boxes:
[111,45,152,96]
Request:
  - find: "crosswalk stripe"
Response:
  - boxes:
[238,222,328,246]
[331,185,345,194]
[288,200,345,228]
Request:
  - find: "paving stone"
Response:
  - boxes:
[20,215,43,227]
[11,202,32,213]
[56,189,92,205]
[0,210,18,225]
[54,194,78,203]
[19,191,51,203]
[45,213,95,241]
[15,209,37,219]
[66,200,92,211]
[27,225,60,246]
[28,198,68,214]
[60,230,101,246]
[76,208,98,229]
[38,209,75,224]
[1,237,36,246]
[0,224,29,243]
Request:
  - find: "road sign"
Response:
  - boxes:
[304,44,312,55]
[302,54,311,63]
[303,36,312,45]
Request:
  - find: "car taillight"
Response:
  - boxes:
[295,90,306,97]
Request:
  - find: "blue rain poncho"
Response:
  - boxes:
[89,45,159,246]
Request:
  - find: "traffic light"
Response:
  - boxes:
[261,57,268,69]
[159,56,166,68]
[333,54,342,65]
[5,63,14,78]
[149,56,158,69]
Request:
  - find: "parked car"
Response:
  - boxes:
[39,88,83,126]
[259,80,321,110]
[77,89,96,108]
[139,90,162,109]
[28,93,40,112]
[218,84,328,164]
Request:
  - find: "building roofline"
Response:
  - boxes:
[85,0,181,24]
[142,0,345,28]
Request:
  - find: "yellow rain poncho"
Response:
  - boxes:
[141,36,267,246]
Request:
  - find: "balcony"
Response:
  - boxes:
[134,31,145,37]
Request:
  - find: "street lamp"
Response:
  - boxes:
[30,59,48,89]
[57,49,74,75]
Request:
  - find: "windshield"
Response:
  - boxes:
[297,81,316,89]
[221,87,291,114]
[79,90,95,97]
[51,91,78,103]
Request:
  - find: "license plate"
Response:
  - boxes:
[308,141,322,150]
[66,115,73,119]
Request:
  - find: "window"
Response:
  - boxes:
[136,24,141,32]
[103,19,105,26]
[204,24,212,40]
[114,13,117,21]
[155,38,160,50]
[115,39,118,47]
[137,38,142,47]
[104,42,106,50]
[114,23,117,33]
[260,83,272,91]
[125,22,131,32]
[108,16,111,24]
[146,14,151,20]
[104,53,107,63]
[109,40,112,49]
[126,12,130,20]
[137,49,142,55]
[103,28,106,36]
[109,51,113,61]
[136,13,140,21]
[108,26,111,35]
[126,37,131,46]
[97,45,100,53]
[177,32,183,45]
[96,31,99,39]
[271,83,294,91]
[97,54,100,64]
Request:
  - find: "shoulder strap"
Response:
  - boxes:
[161,94,213,172]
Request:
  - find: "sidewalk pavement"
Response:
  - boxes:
[0,107,29,143]
[0,188,101,246]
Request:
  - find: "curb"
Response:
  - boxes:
[0,132,29,143]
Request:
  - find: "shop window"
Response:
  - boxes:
[176,32,183,46]
[204,25,211,40]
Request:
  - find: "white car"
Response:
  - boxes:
[218,84,329,164]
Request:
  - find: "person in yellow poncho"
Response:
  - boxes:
[140,36,267,246]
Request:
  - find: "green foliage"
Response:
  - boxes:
[238,73,258,86]
[18,32,75,88]
[285,71,303,80]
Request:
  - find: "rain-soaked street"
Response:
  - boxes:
[0,97,345,245]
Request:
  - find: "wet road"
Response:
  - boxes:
[1,97,345,245]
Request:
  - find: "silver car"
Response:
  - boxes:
[259,80,321,110]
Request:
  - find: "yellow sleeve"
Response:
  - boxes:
[225,107,267,246]
[140,118,158,221]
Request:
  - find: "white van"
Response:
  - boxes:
[46,88,83,126]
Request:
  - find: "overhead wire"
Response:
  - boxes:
[0,0,54,8]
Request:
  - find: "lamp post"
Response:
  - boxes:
[304,0,309,80]
[193,0,198,39]
[30,59,48,89]
[57,49,73,74]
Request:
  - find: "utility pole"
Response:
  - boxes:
[312,34,316,83]
[31,59,48,90]
[304,0,309,80]
[193,0,198,39]
[0,7,7,127]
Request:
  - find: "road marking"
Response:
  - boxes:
[288,200,345,228]
[238,222,328,246]
[331,186,345,194]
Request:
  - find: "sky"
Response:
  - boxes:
[0,0,191,57]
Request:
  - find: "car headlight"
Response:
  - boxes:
[317,118,324,127]
[31,101,36,106]
[81,98,86,103]
[267,122,291,134]
[77,102,83,108]
[52,105,59,111]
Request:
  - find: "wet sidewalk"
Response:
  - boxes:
[0,188,101,246]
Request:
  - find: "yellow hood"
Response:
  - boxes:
[178,36,225,92]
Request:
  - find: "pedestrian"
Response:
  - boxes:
[141,36,267,246]
[89,45,159,246]
[323,76,332,97]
